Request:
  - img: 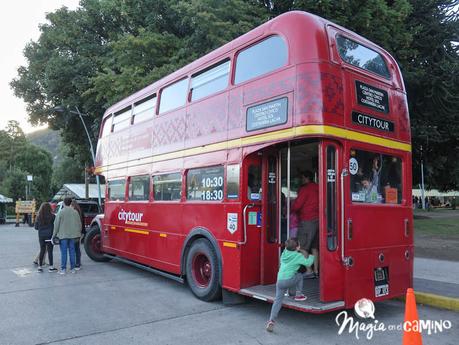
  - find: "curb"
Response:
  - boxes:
[397,292,459,312]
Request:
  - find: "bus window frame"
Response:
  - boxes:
[189,58,231,103]
[127,175,151,202]
[326,25,393,85]
[100,114,113,138]
[348,146,405,207]
[185,165,225,203]
[226,163,240,201]
[107,178,127,202]
[232,34,290,86]
[152,171,183,202]
[132,93,157,125]
[157,77,190,116]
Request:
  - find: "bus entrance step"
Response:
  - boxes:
[239,279,344,313]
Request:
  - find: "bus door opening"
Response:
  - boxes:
[241,153,262,287]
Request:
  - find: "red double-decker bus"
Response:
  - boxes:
[87,11,412,313]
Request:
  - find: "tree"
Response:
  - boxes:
[10,0,459,190]
[0,122,53,202]
[0,168,27,201]
[10,0,267,169]
[261,0,458,190]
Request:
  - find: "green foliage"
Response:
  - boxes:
[262,0,458,190]
[0,168,27,201]
[9,0,459,190]
[0,121,53,202]
[27,128,62,166]
[51,144,85,194]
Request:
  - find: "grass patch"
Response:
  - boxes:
[414,218,459,237]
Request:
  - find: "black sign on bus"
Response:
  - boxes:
[246,97,288,132]
[352,111,394,132]
[355,81,389,113]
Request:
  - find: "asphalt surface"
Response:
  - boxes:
[0,224,458,345]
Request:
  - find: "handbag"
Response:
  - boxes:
[52,236,60,245]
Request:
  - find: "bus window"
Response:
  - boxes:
[128,175,150,201]
[112,107,132,132]
[133,95,156,124]
[349,150,402,204]
[101,115,113,137]
[234,36,288,84]
[226,164,240,200]
[187,166,224,201]
[326,146,337,250]
[108,179,126,201]
[247,164,262,201]
[191,60,230,101]
[153,173,182,201]
[159,78,188,114]
[336,35,390,79]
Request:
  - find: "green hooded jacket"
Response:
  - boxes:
[277,250,314,280]
[53,206,82,240]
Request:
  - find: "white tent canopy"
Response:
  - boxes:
[0,194,13,203]
[412,189,459,197]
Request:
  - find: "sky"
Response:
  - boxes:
[0,0,80,134]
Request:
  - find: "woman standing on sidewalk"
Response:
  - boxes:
[34,202,57,272]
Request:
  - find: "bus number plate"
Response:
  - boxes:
[375,284,389,297]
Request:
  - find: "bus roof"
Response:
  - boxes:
[103,11,401,119]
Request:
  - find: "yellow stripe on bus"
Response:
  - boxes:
[95,125,411,173]
[159,233,167,238]
[124,228,149,235]
[223,242,238,248]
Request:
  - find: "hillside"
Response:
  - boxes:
[27,128,62,165]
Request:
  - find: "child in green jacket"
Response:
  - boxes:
[266,237,314,332]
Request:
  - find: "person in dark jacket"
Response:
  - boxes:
[34,202,57,272]
[71,200,85,270]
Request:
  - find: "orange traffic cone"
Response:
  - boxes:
[402,288,423,345]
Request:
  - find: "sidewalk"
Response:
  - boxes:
[413,257,459,311]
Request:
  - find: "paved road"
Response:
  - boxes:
[0,224,457,345]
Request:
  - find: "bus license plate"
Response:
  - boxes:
[375,284,389,297]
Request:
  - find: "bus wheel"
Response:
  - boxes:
[84,225,110,262]
[186,239,221,301]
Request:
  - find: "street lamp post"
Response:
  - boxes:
[54,106,102,207]
[73,106,102,208]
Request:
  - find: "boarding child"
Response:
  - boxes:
[266,237,314,332]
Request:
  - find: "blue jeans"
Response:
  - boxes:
[60,238,76,270]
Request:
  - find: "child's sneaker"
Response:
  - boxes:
[70,269,76,274]
[59,270,66,275]
[294,294,307,302]
[37,267,43,273]
[265,320,275,332]
[48,267,58,272]
[75,266,81,271]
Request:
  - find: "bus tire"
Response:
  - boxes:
[186,238,221,301]
[84,225,110,262]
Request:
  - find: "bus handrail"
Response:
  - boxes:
[242,203,255,245]
[340,168,349,265]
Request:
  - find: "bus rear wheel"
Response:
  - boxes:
[186,238,221,301]
[84,225,110,262]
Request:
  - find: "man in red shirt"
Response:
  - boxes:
[291,170,319,277]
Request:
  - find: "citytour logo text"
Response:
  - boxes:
[335,298,452,340]
[118,209,144,223]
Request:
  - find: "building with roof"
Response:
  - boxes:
[52,184,106,201]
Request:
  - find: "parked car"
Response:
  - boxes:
[55,200,102,228]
